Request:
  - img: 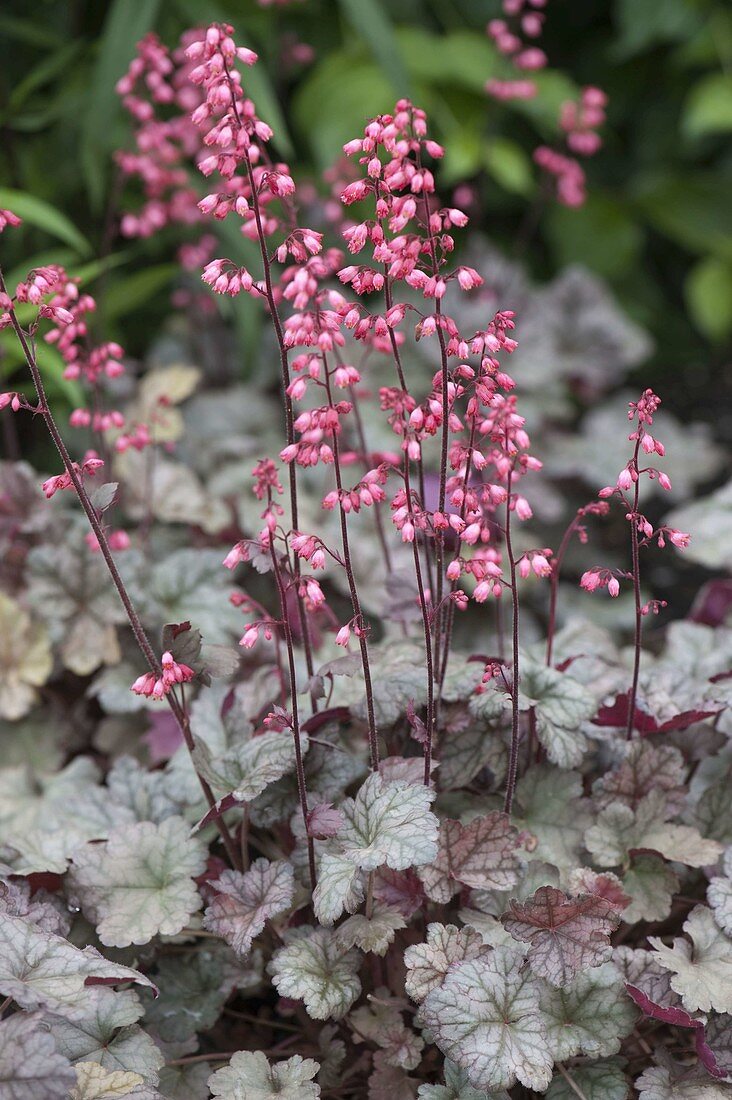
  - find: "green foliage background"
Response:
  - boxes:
[1,0,731,427]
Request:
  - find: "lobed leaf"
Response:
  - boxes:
[501,886,620,986]
[419,813,521,904]
[269,928,362,1020]
[203,860,294,958]
[68,817,207,947]
[404,924,487,1004]
[208,1051,321,1099]
[418,947,553,1093]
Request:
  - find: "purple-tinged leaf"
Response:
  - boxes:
[593,691,718,735]
[501,886,620,986]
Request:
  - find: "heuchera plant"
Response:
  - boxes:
[2,8,732,1100]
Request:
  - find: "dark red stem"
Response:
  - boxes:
[0,270,241,870]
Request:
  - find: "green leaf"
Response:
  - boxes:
[0,15,63,49]
[649,905,732,1014]
[665,479,732,570]
[68,817,207,947]
[269,928,362,1020]
[405,924,487,1004]
[209,1051,321,1100]
[634,173,732,260]
[614,0,702,58]
[0,912,155,1016]
[337,773,438,872]
[293,54,394,169]
[81,0,162,209]
[0,1012,75,1099]
[418,1059,508,1099]
[585,790,723,869]
[313,851,365,927]
[683,73,732,138]
[337,0,410,95]
[708,847,732,935]
[539,963,637,1060]
[623,855,679,923]
[102,264,177,324]
[335,905,406,956]
[6,41,84,114]
[0,187,91,256]
[514,766,592,871]
[544,193,644,281]
[243,61,295,161]
[685,257,732,341]
[144,947,242,1044]
[545,1058,629,1100]
[71,1062,162,1099]
[483,138,533,196]
[395,27,498,95]
[43,986,164,1082]
[193,730,307,809]
[418,947,553,1094]
[519,658,596,769]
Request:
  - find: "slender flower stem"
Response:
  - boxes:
[381,282,437,780]
[221,57,317,699]
[417,181,451,710]
[267,538,316,890]
[345,372,393,574]
[503,468,521,815]
[0,269,241,870]
[378,207,433,596]
[626,440,643,741]
[322,357,379,770]
[545,516,579,667]
[437,419,476,691]
[403,456,435,785]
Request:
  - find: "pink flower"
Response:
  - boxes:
[240,625,260,649]
[617,467,633,491]
[580,569,603,593]
[0,392,21,412]
[0,209,21,233]
[223,542,249,569]
[160,650,195,687]
[667,529,691,549]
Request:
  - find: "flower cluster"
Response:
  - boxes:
[484,2,607,206]
[535,86,607,206]
[41,451,104,499]
[486,0,548,101]
[116,32,204,240]
[131,650,195,699]
[0,23,724,1100]
[336,101,546,608]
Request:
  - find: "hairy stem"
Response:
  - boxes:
[222,57,317,698]
[503,469,521,815]
[268,539,316,890]
[323,357,380,770]
[0,270,241,870]
[545,515,579,666]
[345,372,393,574]
[627,441,643,741]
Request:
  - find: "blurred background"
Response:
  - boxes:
[0,0,731,623]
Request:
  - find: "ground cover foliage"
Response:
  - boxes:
[0,4,732,1099]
